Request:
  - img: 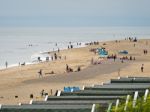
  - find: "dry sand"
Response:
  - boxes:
[0,39,150,105]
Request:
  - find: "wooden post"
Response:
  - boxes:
[57,90,61,96]
[29,99,33,104]
[115,99,120,112]
[133,91,138,108]
[124,95,130,111]
[144,89,149,102]
[107,103,112,112]
[44,95,48,101]
[91,104,96,112]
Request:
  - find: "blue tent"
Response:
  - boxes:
[64,87,80,92]
[119,50,128,54]
[98,48,108,57]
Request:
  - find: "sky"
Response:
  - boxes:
[0,0,150,27]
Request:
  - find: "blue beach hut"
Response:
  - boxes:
[64,87,80,92]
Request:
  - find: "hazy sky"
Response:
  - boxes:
[0,0,150,27]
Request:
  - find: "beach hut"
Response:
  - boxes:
[98,48,108,58]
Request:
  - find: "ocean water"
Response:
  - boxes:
[0,26,150,69]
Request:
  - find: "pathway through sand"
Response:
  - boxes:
[24,60,128,84]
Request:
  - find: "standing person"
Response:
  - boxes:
[143,49,146,55]
[66,64,69,72]
[113,55,116,62]
[38,69,43,78]
[141,64,144,72]
[68,45,70,49]
[51,56,53,61]
[94,50,96,55]
[145,49,147,54]
[40,89,45,97]
[38,57,41,62]
[71,45,73,49]
[54,53,57,60]
[121,59,124,63]
[48,57,50,61]
[130,56,132,60]
[77,66,81,72]
[50,89,53,95]
[5,61,8,68]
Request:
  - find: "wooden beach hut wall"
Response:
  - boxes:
[98,48,108,58]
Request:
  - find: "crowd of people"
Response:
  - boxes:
[65,64,81,73]
[107,54,117,61]
[85,41,99,46]
[125,37,137,42]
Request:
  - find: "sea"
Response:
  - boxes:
[0,26,150,69]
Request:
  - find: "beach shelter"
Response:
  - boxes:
[98,48,108,57]
[118,50,128,54]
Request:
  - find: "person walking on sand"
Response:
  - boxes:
[38,69,43,78]
[141,64,144,72]
[5,61,8,68]
[40,89,45,97]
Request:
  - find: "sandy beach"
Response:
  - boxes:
[0,39,150,105]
